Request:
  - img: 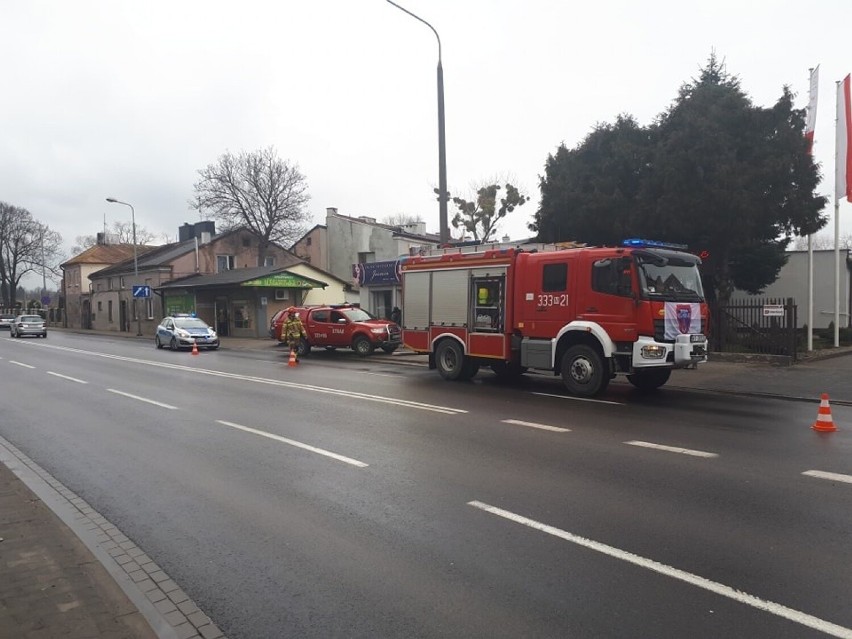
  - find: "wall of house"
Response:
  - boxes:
[731,250,852,329]
[291,227,328,270]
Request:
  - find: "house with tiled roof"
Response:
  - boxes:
[60,236,158,329]
[84,221,351,338]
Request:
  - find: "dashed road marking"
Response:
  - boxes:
[216,420,368,468]
[47,371,88,384]
[107,389,178,410]
[624,440,718,458]
[9,360,35,369]
[14,341,466,415]
[803,470,852,484]
[502,419,570,433]
[468,500,852,639]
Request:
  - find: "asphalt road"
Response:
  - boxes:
[2,331,851,638]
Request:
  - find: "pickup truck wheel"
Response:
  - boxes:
[435,340,466,381]
[381,345,398,354]
[627,368,671,392]
[297,338,310,357]
[561,344,608,397]
[353,336,374,356]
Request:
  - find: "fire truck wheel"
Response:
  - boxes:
[353,336,374,356]
[627,368,671,391]
[460,359,480,380]
[435,339,466,381]
[561,344,608,397]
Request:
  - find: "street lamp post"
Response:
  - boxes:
[386,0,449,244]
[105,197,142,336]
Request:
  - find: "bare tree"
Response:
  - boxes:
[191,146,311,264]
[792,232,852,250]
[382,213,424,227]
[71,221,159,254]
[0,202,63,308]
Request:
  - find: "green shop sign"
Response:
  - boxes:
[241,273,323,289]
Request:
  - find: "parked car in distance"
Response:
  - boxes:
[155,314,219,351]
[10,314,47,338]
[272,304,400,356]
[0,313,16,330]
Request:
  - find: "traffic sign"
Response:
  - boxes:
[132,285,151,298]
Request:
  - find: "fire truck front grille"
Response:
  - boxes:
[653,319,707,342]
[388,325,401,341]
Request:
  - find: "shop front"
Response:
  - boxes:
[155,268,327,339]
[352,259,402,320]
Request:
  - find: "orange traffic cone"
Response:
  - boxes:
[812,393,838,432]
[288,348,297,367]
[191,341,199,356]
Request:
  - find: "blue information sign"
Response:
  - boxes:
[132,285,151,298]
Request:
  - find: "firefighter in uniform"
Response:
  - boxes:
[282,307,307,362]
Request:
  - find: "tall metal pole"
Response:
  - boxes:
[386,0,449,243]
[834,80,841,348]
[106,197,142,336]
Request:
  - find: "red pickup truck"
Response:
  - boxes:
[271,304,401,356]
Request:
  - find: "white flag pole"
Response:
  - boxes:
[807,66,817,352]
[835,79,841,348]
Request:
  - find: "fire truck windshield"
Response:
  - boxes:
[637,258,704,302]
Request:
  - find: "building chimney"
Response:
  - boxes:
[326,207,338,217]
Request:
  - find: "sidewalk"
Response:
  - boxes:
[4,327,852,639]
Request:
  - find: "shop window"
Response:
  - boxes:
[471,276,504,332]
[232,301,251,329]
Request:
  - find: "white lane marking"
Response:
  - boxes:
[107,389,178,410]
[216,420,368,468]
[361,372,399,378]
[47,371,88,384]
[624,440,718,458]
[502,419,570,433]
[468,500,852,639]
[15,341,467,415]
[803,470,852,485]
[9,360,35,369]
[532,391,624,406]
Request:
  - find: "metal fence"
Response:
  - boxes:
[0,307,64,326]
[710,297,797,360]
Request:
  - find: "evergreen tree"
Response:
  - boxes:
[531,56,828,304]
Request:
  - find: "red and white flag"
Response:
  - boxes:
[837,74,852,201]
[805,66,819,155]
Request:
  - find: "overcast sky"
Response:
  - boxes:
[3,0,851,284]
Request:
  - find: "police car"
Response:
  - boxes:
[155,314,219,351]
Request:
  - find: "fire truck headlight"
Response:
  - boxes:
[371,327,386,334]
[641,345,667,359]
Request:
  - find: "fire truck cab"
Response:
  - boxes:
[400,240,708,397]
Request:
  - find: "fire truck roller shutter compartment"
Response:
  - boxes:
[432,270,470,327]
[403,271,430,330]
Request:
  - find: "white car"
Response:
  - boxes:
[10,314,47,338]
[0,313,15,330]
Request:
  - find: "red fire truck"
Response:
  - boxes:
[400,239,708,396]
